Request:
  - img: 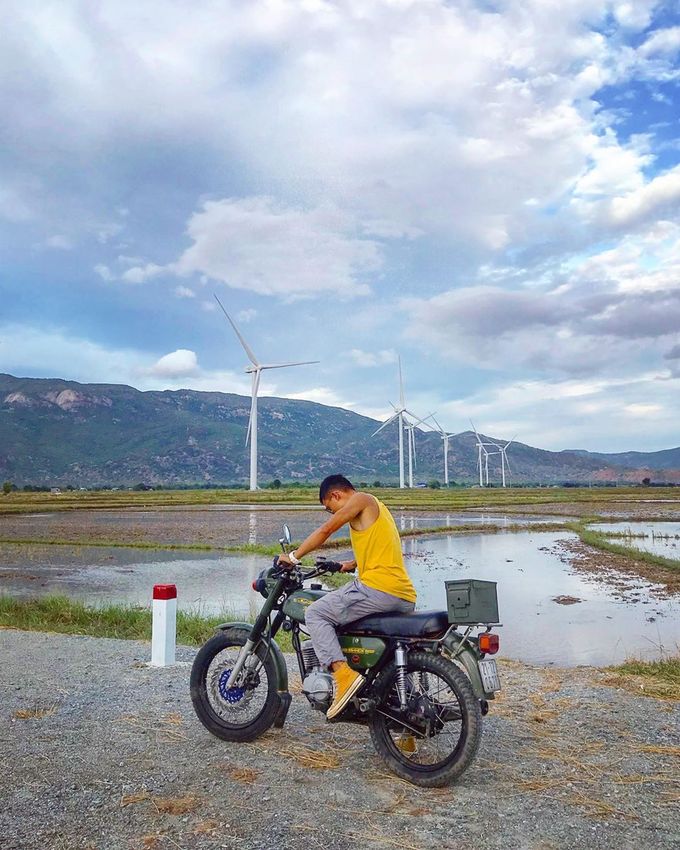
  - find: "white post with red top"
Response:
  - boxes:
[151,584,177,666]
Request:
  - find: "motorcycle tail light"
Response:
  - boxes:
[251,580,258,591]
[479,633,499,654]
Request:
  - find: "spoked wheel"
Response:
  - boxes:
[190,630,280,742]
[369,651,482,787]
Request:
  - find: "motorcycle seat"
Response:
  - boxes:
[339,609,449,638]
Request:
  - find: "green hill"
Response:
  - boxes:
[1,374,677,487]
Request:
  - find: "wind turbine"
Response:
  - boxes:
[403,411,436,488]
[470,420,494,487]
[214,295,319,491]
[493,438,515,487]
[372,357,428,488]
[431,416,457,487]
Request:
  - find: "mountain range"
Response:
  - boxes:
[1,374,678,487]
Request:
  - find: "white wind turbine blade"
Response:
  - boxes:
[372,412,399,437]
[245,369,261,446]
[504,435,517,450]
[430,414,445,435]
[403,409,436,430]
[411,425,417,467]
[214,294,260,367]
[260,360,320,370]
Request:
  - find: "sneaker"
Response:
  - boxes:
[326,662,364,720]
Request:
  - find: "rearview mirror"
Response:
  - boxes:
[281,524,292,545]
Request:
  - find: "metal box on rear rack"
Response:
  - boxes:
[445,579,499,625]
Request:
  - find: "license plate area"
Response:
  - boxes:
[478,659,501,692]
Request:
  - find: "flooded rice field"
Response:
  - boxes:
[591,521,680,559]
[0,506,563,548]
[1,528,677,667]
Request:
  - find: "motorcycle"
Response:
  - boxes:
[190,525,501,787]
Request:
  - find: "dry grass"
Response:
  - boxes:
[277,743,342,769]
[121,790,151,807]
[613,773,680,786]
[192,819,220,836]
[294,824,422,850]
[225,764,260,783]
[603,673,680,701]
[117,713,187,743]
[11,701,58,720]
[152,794,201,815]
[567,790,638,821]
[632,743,680,757]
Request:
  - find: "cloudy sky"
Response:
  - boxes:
[1,0,679,452]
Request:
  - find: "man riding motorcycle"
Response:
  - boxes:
[278,474,417,719]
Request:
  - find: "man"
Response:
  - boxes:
[278,475,416,720]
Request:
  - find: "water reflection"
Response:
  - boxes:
[1,529,677,666]
[591,521,680,560]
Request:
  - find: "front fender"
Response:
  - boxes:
[442,634,496,701]
[215,622,289,693]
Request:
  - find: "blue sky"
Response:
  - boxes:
[1,0,679,453]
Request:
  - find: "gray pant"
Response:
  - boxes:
[305,578,415,667]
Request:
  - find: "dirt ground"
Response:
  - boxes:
[2,629,678,850]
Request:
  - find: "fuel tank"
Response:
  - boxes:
[282,589,327,623]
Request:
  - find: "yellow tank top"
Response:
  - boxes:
[349,498,417,603]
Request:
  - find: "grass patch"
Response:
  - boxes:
[572,525,680,573]
[604,656,680,701]
[0,594,293,651]
[2,485,678,516]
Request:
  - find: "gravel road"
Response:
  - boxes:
[2,630,678,850]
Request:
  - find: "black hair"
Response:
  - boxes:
[319,474,355,503]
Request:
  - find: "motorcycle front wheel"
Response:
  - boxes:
[190,630,280,742]
[369,651,482,787]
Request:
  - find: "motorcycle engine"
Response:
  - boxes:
[302,668,333,712]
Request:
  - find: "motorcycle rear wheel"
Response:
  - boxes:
[369,651,482,787]
[190,630,280,742]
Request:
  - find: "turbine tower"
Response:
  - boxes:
[470,420,494,487]
[431,416,457,487]
[372,358,428,488]
[403,411,435,488]
[214,295,319,491]
[493,438,515,487]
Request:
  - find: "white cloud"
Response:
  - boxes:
[285,387,356,409]
[402,222,680,377]
[236,308,257,323]
[170,197,377,299]
[174,285,195,298]
[438,371,677,452]
[607,166,680,227]
[0,324,254,395]
[348,348,397,368]
[94,264,114,281]
[147,349,199,378]
[121,263,164,284]
[638,26,680,57]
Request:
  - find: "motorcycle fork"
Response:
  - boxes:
[225,581,286,689]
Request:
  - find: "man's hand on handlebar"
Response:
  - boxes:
[276,553,296,569]
[340,561,357,573]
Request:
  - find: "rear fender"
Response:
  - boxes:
[442,634,496,701]
[215,622,289,694]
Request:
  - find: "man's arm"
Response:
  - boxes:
[279,492,373,565]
